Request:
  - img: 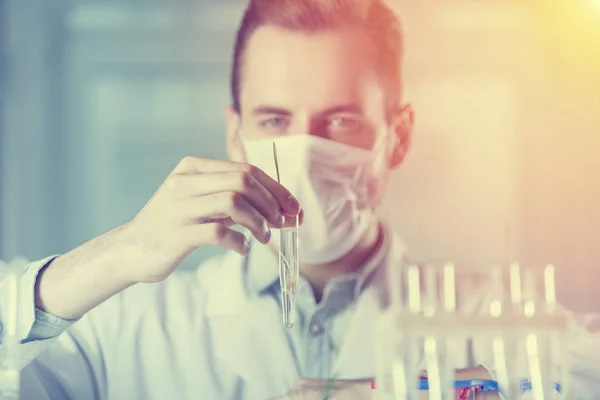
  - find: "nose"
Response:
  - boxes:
[286,112,311,136]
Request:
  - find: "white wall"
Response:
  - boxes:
[381,0,536,268]
[382,0,600,309]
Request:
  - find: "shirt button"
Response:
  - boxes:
[309,322,323,335]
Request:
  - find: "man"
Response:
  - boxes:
[3,0,600,399]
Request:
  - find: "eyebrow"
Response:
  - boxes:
[251,106,292,116]
[319,104,364,116]
[251,104,364,117]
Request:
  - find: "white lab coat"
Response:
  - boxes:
[2,230,600,399]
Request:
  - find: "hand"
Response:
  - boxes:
[121,157,301,283]
[271,379,374,400]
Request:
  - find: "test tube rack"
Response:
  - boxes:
[374,263,570,400]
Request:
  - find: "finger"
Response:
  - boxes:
[170,159,300,217]
[292,378,324,390]
[340,384,374,399]
[190,217,236,228]
[172,156,248,175]
[186,223,250,255]
[218,217,236,228]
[168,172,284,228]
[244,164,300,215]
[173,160,301,215]
[181,192,272,244]
[285,209,304,228]
[276,209,304,229]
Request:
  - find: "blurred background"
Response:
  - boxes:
[1,0,599,306]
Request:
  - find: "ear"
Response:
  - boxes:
[225,107,245,162]
[388,104,414,169]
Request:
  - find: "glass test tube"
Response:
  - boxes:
[279,216,299,328]
[388,265,422,400]
[426,263,456,400]
[406,264,456,400]
[441,263,457,400]
[490,265,522,400]
[526,264,564,399]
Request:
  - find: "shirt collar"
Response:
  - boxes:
[243,222,405,297]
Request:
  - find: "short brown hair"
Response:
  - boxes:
[230,0,404,113]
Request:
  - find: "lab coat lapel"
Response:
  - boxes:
[333,288,382,378]
[333,231,408,379]
[203,251,300,396]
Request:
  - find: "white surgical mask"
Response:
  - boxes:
[241,134,384,264]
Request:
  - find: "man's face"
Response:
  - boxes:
[229,25,399,151]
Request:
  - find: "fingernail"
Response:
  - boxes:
[277,215,285,227]
[287,195,299,212]
[264,224,271,242]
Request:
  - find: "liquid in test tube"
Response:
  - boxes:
[279,215,299,328]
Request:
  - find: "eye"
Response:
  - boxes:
[329,116,361,132]
[261,117,287,129]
